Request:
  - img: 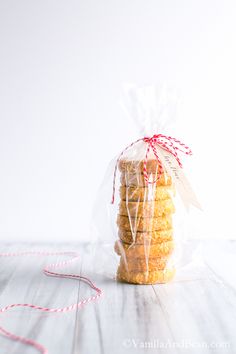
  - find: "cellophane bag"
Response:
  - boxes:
[91,85,201,285]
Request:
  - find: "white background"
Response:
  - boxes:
[0,0,236,242]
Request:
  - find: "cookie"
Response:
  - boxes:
[119,199,175,218]
[119,256,170,272]
[120,172,172,187]
[119,185,175,201]
[118,228,173,245]
[114,240,174,258]
[118,159,165,175]
[117,266,176,284]
[117,214,173,232]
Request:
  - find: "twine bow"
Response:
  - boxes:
[111,134,192,204]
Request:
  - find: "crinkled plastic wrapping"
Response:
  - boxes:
[114,152,176,284]
[91,85,203,285]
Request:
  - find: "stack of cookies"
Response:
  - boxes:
[114,159,176,284]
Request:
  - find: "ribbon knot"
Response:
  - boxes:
[111,133,192,204]
[143,134,158,144]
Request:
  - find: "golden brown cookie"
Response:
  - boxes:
[118,228,173,244]
[119,159,165,175]
[119,199,175,218]
[119,185,175,201]
[119,256,170,272]
[116,266,176,284]
[114,240,174,258]
[117,214,173,232]
[120,172,172,187]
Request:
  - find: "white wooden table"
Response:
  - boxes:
[0,241,235,354]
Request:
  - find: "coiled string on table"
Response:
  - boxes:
[0,251,102,354]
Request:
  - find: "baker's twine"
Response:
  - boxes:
[112,133,192,203]
[0,251,102,354]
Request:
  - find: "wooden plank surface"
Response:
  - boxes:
[0,243,83,354]
[73,241,236,354]
[0,241,236,354]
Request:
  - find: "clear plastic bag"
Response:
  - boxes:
[114,153,176,284]
[92,85,201,285]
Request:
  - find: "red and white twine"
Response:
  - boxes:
[0,251,102,354]
[111,133,192,203]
